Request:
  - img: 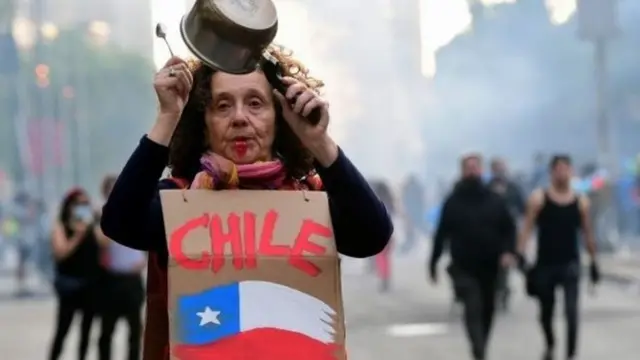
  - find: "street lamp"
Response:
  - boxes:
[41,22,59,41]
[88,20,111,45]
[12,17,36,50]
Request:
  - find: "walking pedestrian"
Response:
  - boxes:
[371,180,395,292]
[517,154,600,360]
[98,175,146,360]
[48,188,105,360]
[12,192,38,297]
[400,175,426,254]
[429,154,516,360]
[488,157,525,312]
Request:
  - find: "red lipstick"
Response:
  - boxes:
[232,140,248,157]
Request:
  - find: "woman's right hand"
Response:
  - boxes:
[150,57,194,145]
[154,56,193,119]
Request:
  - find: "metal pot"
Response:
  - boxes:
[180,0,279,74]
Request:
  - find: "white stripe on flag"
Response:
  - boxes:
[239,281,336,343]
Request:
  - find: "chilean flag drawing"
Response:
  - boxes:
[173,280,339,360]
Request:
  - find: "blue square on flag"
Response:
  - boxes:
[176,282,241,345]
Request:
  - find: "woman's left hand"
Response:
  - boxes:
[274,77,338,167]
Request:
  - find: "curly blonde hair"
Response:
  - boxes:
[169,45,321,181]
[266,44,324,94]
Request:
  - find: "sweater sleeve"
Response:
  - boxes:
[316,148,393,258]
[100,136,176,252]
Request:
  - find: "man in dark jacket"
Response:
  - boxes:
[488,157,525,311]
[429,154,516,360]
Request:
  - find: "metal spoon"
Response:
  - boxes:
[155,23,174,57]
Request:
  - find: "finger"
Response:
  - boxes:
[161,64,190,95]
[292,90,314,114]
[301,97,324,117]
[168,64,189,96]
[182,64,194,89]
[164,56,186,69]
[285,83,306,100]
[154,76,181,89]
[175,68,191,98]
[171,63,190,76]
[174,78,187,99]
[156,77,185,100]
[273,90,291,113]
[280,76,297,85]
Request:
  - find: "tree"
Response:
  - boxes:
[0,26,156,193]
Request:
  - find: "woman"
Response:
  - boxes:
[49,188,104,360]
[98,175,146,360]
[101,46,393,359]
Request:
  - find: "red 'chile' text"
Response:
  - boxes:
[168,210,332,277]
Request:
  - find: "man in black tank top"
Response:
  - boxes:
[517,155,600,360]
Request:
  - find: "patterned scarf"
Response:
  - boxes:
[190,152,321,190]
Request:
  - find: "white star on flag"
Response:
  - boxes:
[196,306,221,326]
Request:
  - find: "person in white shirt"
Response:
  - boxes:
[97,175,146,360]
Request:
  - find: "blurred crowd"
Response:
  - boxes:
[1,175,145,360]
[0,150,635,360]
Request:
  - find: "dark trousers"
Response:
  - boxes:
[99,273,144,360]
[449,264,498,360]
[49,283,96,360]
[535,262,580,358]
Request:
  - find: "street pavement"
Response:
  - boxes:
[343,250,640,360]
[1,244,640,360]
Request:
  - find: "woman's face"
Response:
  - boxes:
[205,71,276,164]
[70,193,93,223]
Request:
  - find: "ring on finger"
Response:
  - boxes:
[168,67,176,77]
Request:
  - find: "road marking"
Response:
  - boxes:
[385,323,449,337]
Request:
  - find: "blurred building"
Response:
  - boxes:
[387,0,423,80]
[16,0,154,58]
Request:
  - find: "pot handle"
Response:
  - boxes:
[262,58,322,125]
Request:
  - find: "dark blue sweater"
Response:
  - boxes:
[101,136,393,263]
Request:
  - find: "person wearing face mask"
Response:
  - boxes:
[100,48,393,359]
[429,154,516,360]
[49,188,106,360]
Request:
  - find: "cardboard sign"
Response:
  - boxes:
[160,190,346,360]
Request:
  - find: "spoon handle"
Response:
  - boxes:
[163,38,175,57]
